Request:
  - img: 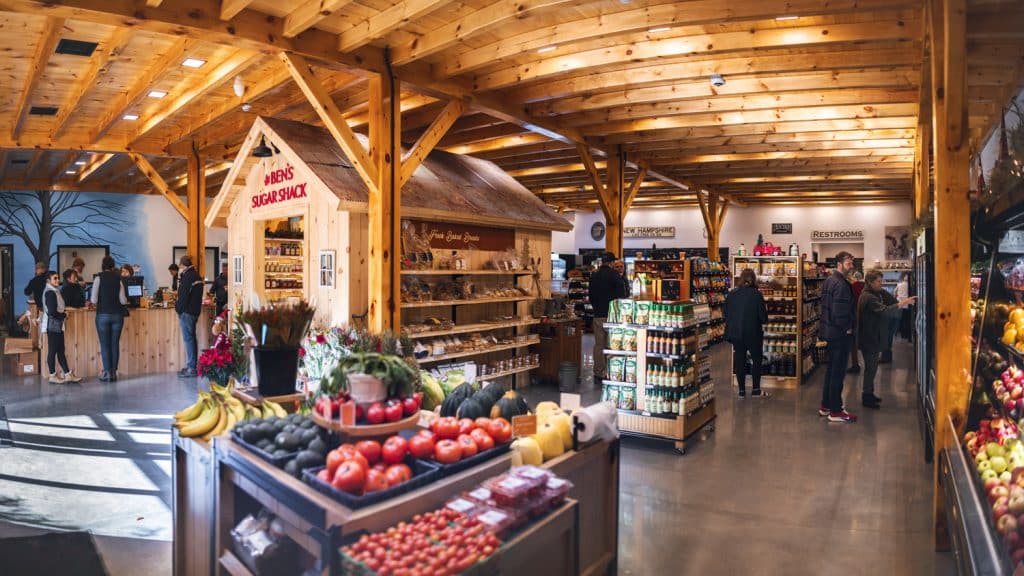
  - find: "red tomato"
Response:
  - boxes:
[337,444,370,471]
[434,417,460,440]
[372,462,388,473]
[366,402,386,424]
[403,396,420,417]
[326,450,345,476]
[316,468,331,483]
[469,428,495,451]
[385,463,413,486]
[355,440,382,465]
[364,469,389,493]
[473,417,492,431]
[382,435,409,464]
[434,439,461,464]
[417,429,436,440]
[487,418,512,443]
[457,434,479,458]
[458,418,475,436]
[408,434,435,459]
[385,400,405,423]
[332,460,365,494]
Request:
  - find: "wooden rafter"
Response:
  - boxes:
[12,17,65,139]
[575,143,609,216]
[77,153,116,183]
[284,0,358,38]
[400,99,468,187]
[337,0,456,53]
[52,27,134,139]
[129,153,189,220]
[0,151,9,183]
[146,0,164,5]
[22,151,46,182]
[623,162,649,212]
[279,52,378,193]
[220,0,257,20]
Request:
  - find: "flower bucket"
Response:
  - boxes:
[347,373,387,406]
[254,346,300,396]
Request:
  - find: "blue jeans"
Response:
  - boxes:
[180,313,199,372]
[822,335,852,413]
[95,313,124,374]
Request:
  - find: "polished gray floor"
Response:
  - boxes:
[0,338,953,575]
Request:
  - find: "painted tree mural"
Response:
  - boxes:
[0,191,126,265]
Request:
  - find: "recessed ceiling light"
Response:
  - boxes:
[148,90,168,99]
[648,27,671,33]
[75,160,87,166]
[65,170,76,175]
[182,58,206,68]
[123,114,139,121]
[776,15,799,21]
[537,46,556,54]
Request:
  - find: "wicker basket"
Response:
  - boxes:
[812,340,830,364]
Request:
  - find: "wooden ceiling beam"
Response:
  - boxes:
[465,18,922,90]
[22,150,46,182]
[445,0,920,79]
[52,27,134,139]
[0,151,8,183]
[400,99,468,187]
[0,177,152,194]
[128,153,189,220]
[283,0,357,37]
[967,9,1024,40]
[509,47,921,104]
[623,130,919,153]
[624,139,916,159]
[50,152,84,182]
[645,148,916,165]
[220,0,258,21]
[596,116,919,145]
[440,133,550,155]
[77,153,116,183]
[11,17,65,140]
[337,0,457,53]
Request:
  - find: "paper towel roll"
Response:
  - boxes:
[573,401,619,443]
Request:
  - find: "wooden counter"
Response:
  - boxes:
[37,305,212,378]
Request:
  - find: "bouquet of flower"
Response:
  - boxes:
[236,301,315,349]
[198,338,235,386]
[300,326,355,383]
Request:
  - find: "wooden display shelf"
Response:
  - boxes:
[480,363,539,380]
[173,430,215,576]
[218,551,253,576]
[266,287,303,291]
[230,387,303,411]
[617,399,716,454]
[264,255,303,260]
[603,349,637,356]
[401,296,531,309]
[400,269,535,276]
[416,336,540,364]
[760,374,799,389]
[264,237,303,243]
[497,500,579,576]
[405,318,540,339]
[601,379,636,387]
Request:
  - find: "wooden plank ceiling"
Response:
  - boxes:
[0,0,1020,210]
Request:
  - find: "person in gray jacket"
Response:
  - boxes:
[42,271,83,383]
[858,270,916,408]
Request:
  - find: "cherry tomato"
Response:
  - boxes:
[355,440,382,465]
[403,396,420,417]
[434,439,461,464]
[367,402,386,424]
[434,417,460,440]
[332,460,365,494]
[469,428,495,451]
[385,400,405,423]
[457,434,479,458]
[487,418,513,443]
[458,418,475,436]
[408,434,435,459]
[364,469,389,493]
[326,450,345,476]
[385,463,413,486]
[382,435,409,464]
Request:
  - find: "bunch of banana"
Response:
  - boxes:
[261,399,288,418]
[174,384,289,440]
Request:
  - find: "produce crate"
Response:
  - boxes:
[172,430,215,576]
[303,456,441,509]
[496,499,579,576]
[3,336,35,354]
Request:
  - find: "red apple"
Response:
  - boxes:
[1010,493,1024,515]
[1005,531,1021,550]
[998,513,1019,536]
[986,477,1004,492]
[991,485,1011,503]
[993,497,1011,521]
[1012,548,1024,564]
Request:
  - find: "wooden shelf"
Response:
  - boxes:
[264,255,303,260]
[219,551,254,576]
[602,379,636,388]
[401,296,531,309]
[406,319,540,339]
[416,336,540,364]
[266,287,303,291]
[400,269,535,276]
[480,363,539,380]
[603,349,637,356]
[264,237,304,243]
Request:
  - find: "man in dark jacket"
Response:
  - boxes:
[858,270,917,409]
[175,255,205,378]
[210,261,229,316]
[60,269,86,308]
[24,261,48,307]
[725,268,769,398]
[589,252,627,381]
[819,251,858,422]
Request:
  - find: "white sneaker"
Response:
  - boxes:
[64,371,82,383]
[48,372,65,384]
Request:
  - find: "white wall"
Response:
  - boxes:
[550,211,576,254]
[571,202,912,264]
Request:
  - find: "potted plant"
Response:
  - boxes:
[299,326,354,394]
[236,301,315,396]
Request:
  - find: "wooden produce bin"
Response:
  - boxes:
[497,500,579,576]
[173,430,215,576]
[543,439,620,576]
[536,318,583,386]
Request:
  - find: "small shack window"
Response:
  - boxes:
[319,251,335,288]
[233,255,243,285]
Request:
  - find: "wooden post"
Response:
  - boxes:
[367,71,402,332]
[187,148,206,275]
[605,147,625,258]
[930,0,972,550]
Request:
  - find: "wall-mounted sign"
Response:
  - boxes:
[624,226,675,239]
[772,223,793,234]
[1001,230,1024,254]
[252,164,308,209]
[590,222,606,241]
[405,219,515,251]
[811,230,865,241]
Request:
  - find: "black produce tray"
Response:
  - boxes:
[398,428,513,477]
[303,455,441,509]
[230,430,299,467]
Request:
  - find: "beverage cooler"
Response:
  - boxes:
[915,227,935,463]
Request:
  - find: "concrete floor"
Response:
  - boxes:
[0,338,954,575]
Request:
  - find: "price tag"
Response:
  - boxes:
[511,414,537,437]
[559,393,581,411]
[339,402,356,426]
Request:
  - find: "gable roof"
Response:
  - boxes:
[206,117,571,232]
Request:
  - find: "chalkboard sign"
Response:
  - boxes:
[772,223,793,234]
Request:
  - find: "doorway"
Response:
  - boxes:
[0,244,13,333]
[57,245,110,282]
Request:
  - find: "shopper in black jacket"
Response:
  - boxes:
[858,270,917,409]
[210,261,229,316]
[176,255,205,378]
[725,268,769,398]
[819,251,858,422]
[60,269,86,308]
[90,256,127,382]
[588,253,627,381]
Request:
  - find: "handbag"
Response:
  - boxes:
[812,340,830,364]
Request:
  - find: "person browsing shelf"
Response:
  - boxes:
[858,270,917,409]
[589,253,627,382]
[725,268,769,398]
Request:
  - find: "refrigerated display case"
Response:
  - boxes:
[915,228,935,464]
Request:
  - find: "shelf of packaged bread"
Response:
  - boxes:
[416,336,541,364]
[405,318,541,339]
[401,296,532,309]
[400,269,535,276]
[479,363,540,381]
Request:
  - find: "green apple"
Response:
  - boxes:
[992,456,1009,474]
[982,468,1000,483]
[988,442,1007,458]
[1010,455,1024,470]
[979,460,994,473]
[977,450,990,464]
[1002,471,1014,484]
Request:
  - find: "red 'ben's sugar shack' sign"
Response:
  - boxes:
[252,164,308,208]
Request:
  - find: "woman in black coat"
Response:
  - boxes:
[725,268,769,398]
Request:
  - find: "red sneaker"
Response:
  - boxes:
[828,410,858,423]
[818,406,830,417]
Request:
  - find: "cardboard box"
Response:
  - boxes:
[4,337,36,355]
[15,351,39,375]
